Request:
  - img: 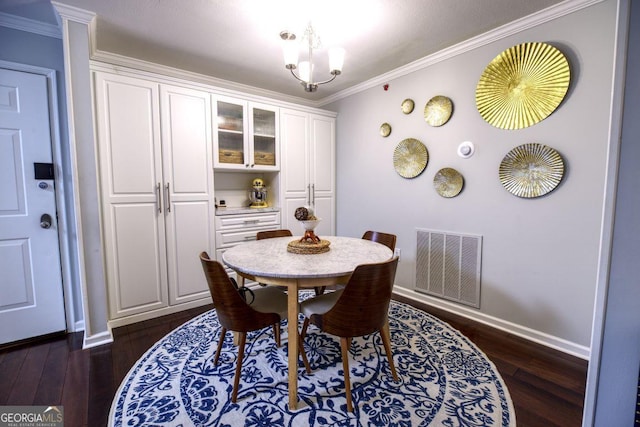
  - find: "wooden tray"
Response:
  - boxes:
[287,239,331,254]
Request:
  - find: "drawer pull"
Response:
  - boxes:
[243,219,260,224]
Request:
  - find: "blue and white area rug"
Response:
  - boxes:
[110,298,515,426]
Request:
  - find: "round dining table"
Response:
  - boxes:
[222,235,393,410]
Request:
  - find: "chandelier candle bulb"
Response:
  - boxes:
[329,48,345,74]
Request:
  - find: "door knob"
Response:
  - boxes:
[40,213,53,229]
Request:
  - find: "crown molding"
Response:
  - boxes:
[317,0,604,106]
[90,52,336,115]
[90,49,329,110]
[51,2,95,25]
[0,11,61,39]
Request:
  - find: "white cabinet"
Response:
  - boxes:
[213,96,279,171]
[94,72,215,322]
[213,211,281,277]
[280,109,336,236]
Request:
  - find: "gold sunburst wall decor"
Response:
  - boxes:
[499,143,565,198]
[424,95,453,127]
[393,138,428,179]
[476,42,570,130]
[434,168,464,198]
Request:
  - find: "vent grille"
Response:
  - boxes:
[415,229,482,308]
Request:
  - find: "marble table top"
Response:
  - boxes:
[222,236,393,279]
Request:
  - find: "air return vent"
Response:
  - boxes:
[415,229,482,308]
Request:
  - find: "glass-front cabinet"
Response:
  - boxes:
[213,96,279,171]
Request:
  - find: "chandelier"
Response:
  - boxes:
[280,23,345,92]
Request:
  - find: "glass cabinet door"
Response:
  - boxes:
[216,100,246,166]
[251,106,277,168]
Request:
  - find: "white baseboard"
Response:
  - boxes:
[73,320,85,333]
[82,329,114,349]
[107,298,212,330]
[393,287,590,360]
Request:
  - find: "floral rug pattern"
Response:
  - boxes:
[110,297,515,426]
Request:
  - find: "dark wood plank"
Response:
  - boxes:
[0,346,28,404]
[6,341,50,404]
[61,344,89,427]
[33,339,70,405]
[88,345,115,427]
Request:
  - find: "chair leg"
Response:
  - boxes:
[301,317,310,340]
[213,327,227,365]
[298,333,311,374]
[273,323,281,347]
[340,337,353,412]
[232,332,246,403]
[314,286,326,295]
[380,321,398,381]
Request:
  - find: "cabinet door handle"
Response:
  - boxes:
[165,183,171,213]
[311,183,315,205]
[156,183,162,213]
[307,184,311,205]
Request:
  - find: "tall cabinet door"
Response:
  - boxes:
[280,109,310,230]
[280,109,335,236]
[94,72,168,319]
[309,114,335,237]
[160,85,215,305]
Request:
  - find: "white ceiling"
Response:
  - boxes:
[1,0,566,103]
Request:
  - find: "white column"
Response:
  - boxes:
[52,2,113,348]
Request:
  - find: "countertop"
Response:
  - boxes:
[215,207,280,216]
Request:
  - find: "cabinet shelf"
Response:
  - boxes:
[218,128,244,135]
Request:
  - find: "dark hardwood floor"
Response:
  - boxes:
[0,295,587,426]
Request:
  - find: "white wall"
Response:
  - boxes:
[327,0,618,353]
[589,0,640,423]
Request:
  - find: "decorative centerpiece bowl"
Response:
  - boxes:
[299,218,321,232]
[288,207,329,253]
[298,218,322,244]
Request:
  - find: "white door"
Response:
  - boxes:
[160,84,214,305]
[0,68,66,344]
[280,109,310,231]
[94,72,169,319]
[309,114,335,236]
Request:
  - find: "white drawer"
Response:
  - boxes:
[216,225,279,248]
[215,211,281,230]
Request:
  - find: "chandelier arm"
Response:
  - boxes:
[313,73,338,86]
[289,68,305,83]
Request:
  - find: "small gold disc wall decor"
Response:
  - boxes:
[401,98,415,114]
[434,168,464,198]
[476,42,570,130]
[424,95,453,127]
[499,143,565,198]
[393,138,428,179]
[380,122,392,137]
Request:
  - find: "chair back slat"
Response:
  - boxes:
[312,257,399,337]
[199,252,279,333]
[256,229,293,240]
[362,230,396,252]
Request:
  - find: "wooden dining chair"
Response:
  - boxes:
[199,252,310,403]
[256,229,293,240]
[299,256,400,412]
[362,230,397,253]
